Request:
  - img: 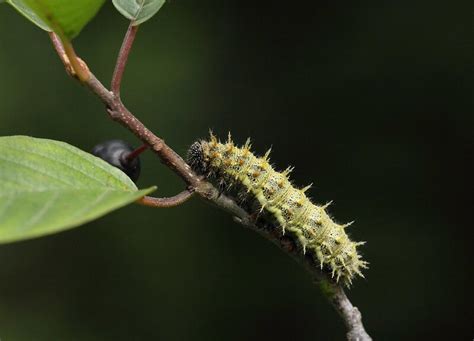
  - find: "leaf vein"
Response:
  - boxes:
[18,191,60,232]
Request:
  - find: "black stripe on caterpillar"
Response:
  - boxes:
[187,133,368,286]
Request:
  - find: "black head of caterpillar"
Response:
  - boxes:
[188,140,235,188]
[187,133,368,286]
[188,141,209,175]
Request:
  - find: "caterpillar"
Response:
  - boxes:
[187,133,368,286]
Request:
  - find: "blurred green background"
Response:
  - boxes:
[1,1,472,340]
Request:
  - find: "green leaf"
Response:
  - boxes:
[0,136,156,244]
[6,0,106,39]
[112,0,165,26]
[5,0,50,31]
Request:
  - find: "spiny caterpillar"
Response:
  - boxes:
[188,133,368,286]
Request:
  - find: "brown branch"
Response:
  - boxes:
[330,286,372,341]
[138,190,194,208]
[111,22,139,96]
[48,30,372,341]
[85,74,201,187]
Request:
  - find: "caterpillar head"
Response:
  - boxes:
[187,141,210,175]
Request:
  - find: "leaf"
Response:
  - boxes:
[0,136,156,244]
[5,0,50,31]
[6,0,106,39]
[112,0,165,26]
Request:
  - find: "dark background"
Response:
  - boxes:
[0,1,472,340]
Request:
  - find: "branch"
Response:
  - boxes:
[86,73,201,187]
[329,286,372,341]
[48,30,372,341]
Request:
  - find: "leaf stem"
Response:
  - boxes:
[48,32,90,82]
[49,32,74,76]
[61,40,90,82]
[111,21,139,96]
[138,190,194,208]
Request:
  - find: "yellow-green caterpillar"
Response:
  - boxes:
[188,133,368,286]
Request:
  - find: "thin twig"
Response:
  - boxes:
[61,40,90,82]
[111,22,139,96]
[138,190,194,208]
[48,32,89,82]
[49,32,74,77]
[48,30,372,341]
